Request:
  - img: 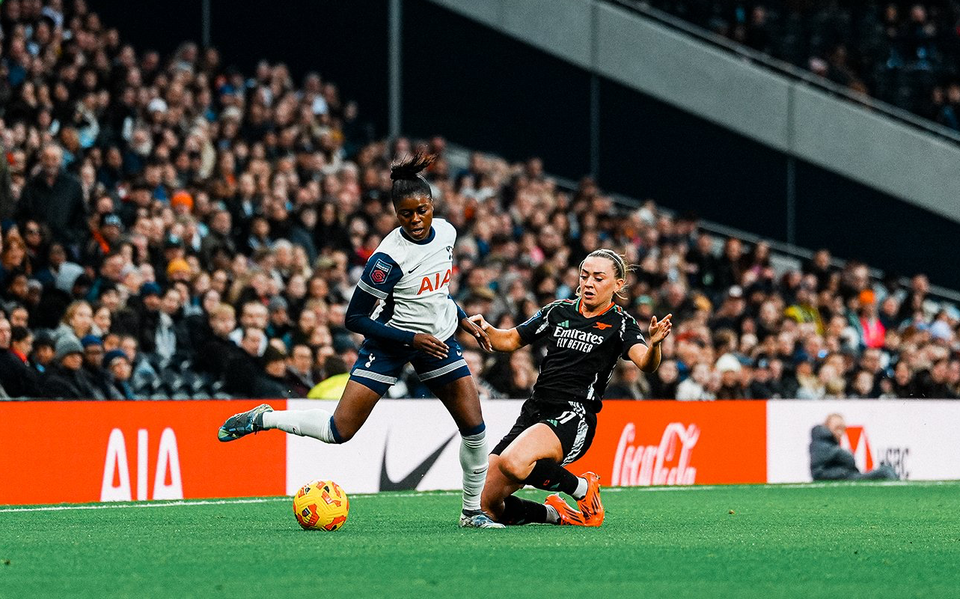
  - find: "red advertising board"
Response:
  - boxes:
[0,400,287,505]
[571,401,767,486]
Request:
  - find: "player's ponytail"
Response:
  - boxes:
[390,151,435,207]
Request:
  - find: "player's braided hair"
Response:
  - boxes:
[578,249,633,300]
[390,150,436,207]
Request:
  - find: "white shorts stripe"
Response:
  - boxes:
[351,369,398,385]
[419,359,468,381]
[357,279,388,299]
[562,402,589,466]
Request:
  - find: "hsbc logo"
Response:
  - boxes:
[840,425,911,480]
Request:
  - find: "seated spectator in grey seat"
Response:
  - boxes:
[810,414,898,481]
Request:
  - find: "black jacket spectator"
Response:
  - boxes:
[41,364,98,399]
[196,333,245,379]
[16,156,87,246]
[0,349,41,397]
[224,348,261,397]
[252,373,293,399]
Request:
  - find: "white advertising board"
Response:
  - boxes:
[767,400,960,483]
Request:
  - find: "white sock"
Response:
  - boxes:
[572,477,588,501]
[262,409,337,443]
[544,504,560,524]
[459,429,488,513]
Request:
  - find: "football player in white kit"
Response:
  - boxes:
[218,153,503,528]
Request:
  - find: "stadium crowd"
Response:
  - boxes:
[1,0,959,402]
[646,0,960,130]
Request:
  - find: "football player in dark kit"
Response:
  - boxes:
[469,249,673,526]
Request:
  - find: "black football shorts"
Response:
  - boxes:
[492,398,597,465]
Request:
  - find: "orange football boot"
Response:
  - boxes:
[576,471,605,526]
[545,494,594,527]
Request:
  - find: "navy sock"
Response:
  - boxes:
[329,416,344,444]
[500,495,549,525]
[523,459,579,496]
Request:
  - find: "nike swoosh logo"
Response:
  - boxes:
[407,263,424,274]
[379,432,457,491]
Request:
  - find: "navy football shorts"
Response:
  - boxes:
[348,336,471,396]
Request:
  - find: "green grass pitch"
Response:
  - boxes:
[2,482,959,598]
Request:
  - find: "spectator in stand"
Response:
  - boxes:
[859,290,885,349]
[54,300,93,342]
[80,335,109,399]
[40,335,96,399]
[155,286,184,365]
[31,331,56,374]
[193,302,238,377]
[676,362,715,401]
[714,353,746,399]
[649,358,680,399]
[1,318,42,397]
[849,370,877,399]
[606,360,648,400]
[1,231,30,291]
[229,301,268,356]
[224,327,266,396]
[103,349,135,400]
[804,249,836,292]
[253,345,294,399]
[15,144,86,250]
[285,344,316,397]
[749,357,783,399]
[131,282,162,356]
[914,358,957,399]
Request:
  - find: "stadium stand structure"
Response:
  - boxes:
[1,0,960,402]
[640,0,960,129]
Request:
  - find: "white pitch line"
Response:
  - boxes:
[0,491,462,514]
[0,497,289,514]
[1,481,956,514]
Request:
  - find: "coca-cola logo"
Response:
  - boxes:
[612,422,699,486]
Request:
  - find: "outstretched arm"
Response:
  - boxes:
[628,314,672,373]
[468,314,524,352]
[452,296,493,352]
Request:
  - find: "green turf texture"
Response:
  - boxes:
[1,482,958,598]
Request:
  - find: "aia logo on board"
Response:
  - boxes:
[100,428,184,502]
